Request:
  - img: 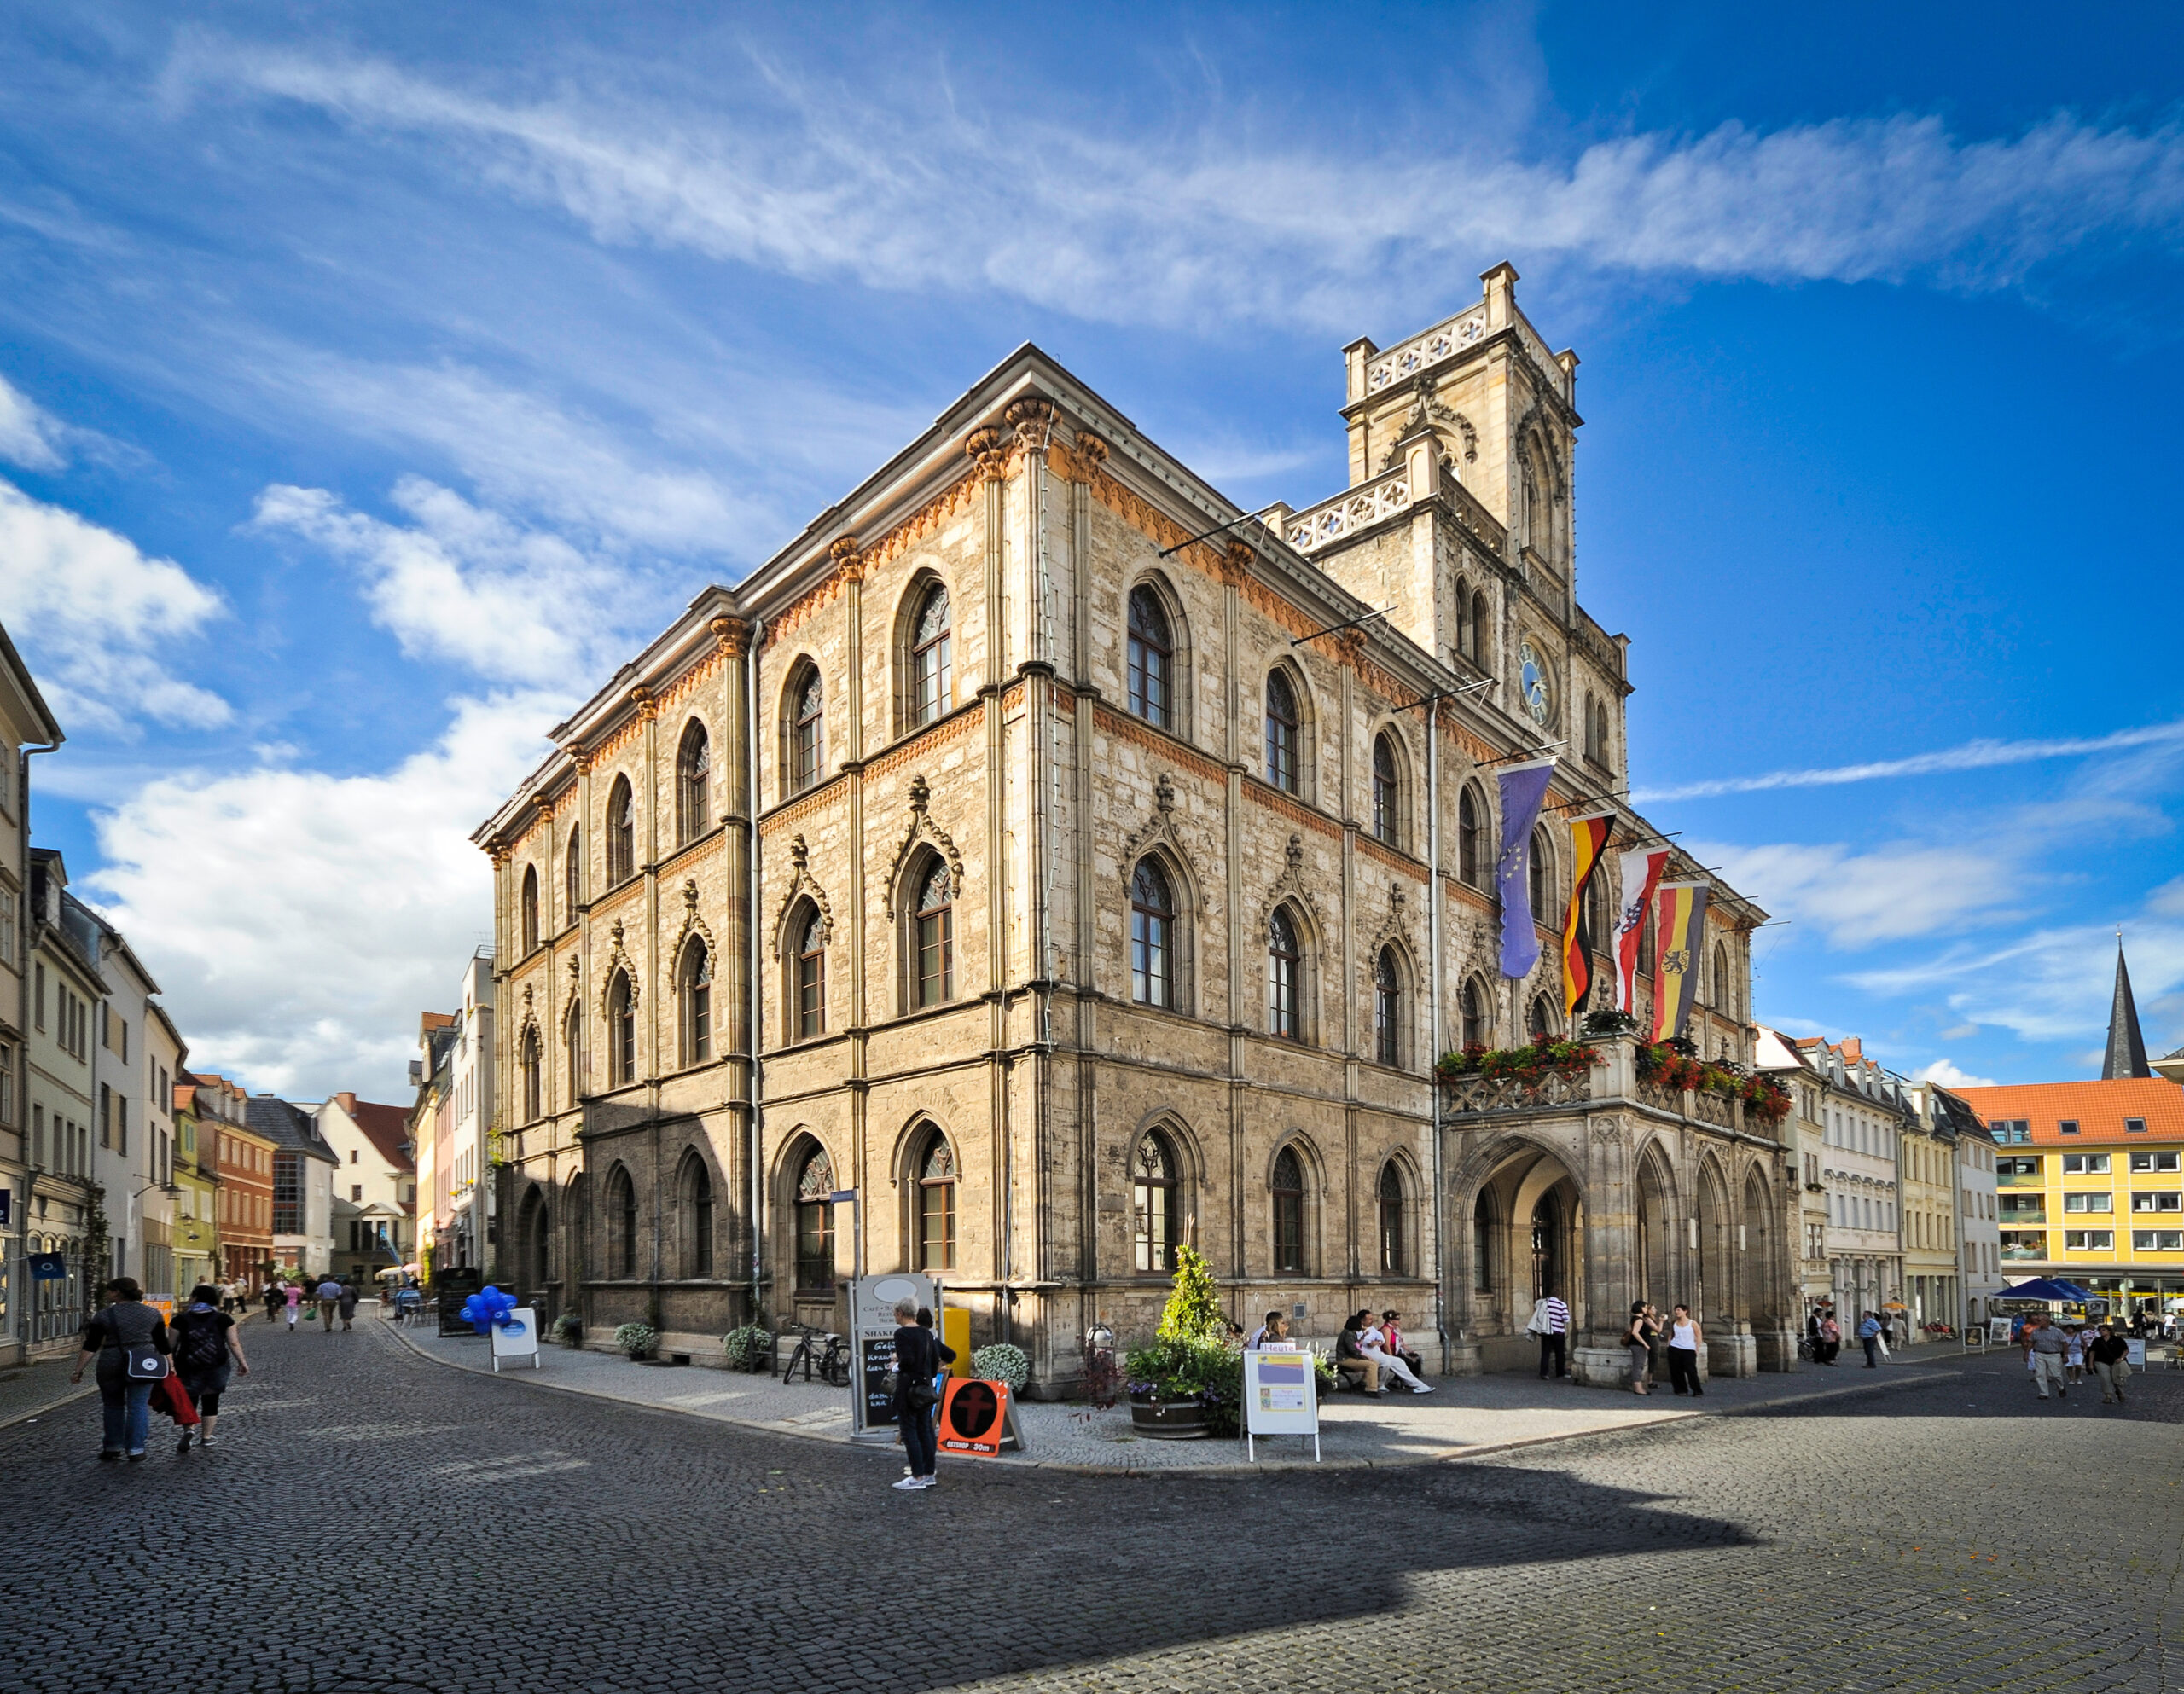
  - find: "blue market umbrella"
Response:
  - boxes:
[1994,1277,2089,1302]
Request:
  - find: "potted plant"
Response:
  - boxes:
[723,1324,773,1373]
[971,1342,1030,1392]
[551,1310,584,1349]
[1123,1246,1240,1439]
[613,1321,659,1361]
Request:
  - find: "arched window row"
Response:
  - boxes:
[677,718,712,847]
[520,865,540,955]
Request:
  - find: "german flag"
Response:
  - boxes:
[1560,814,1616,1019]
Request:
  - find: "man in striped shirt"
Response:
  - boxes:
[1528,1292,1571,1378]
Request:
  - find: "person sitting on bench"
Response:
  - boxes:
[1334,1311,1384,1395]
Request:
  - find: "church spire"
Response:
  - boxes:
[2103,938,2152,1080]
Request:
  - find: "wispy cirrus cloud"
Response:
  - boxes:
[180,43,2184,331]
[249,476,658,689]
[1700,838,2024,948]
[1635,720,2184,803]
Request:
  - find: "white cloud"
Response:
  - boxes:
[80,691,555,1099]
[195,46,2184,329]
[0,372,67,470]
[250,476,659,688]
[270,357,770,556]
[1914,1058,1997,1090]
[1700,839,2020,948]
[0,477,230,732]
[1633,720,2184,803]
[1849,918,2184,1049]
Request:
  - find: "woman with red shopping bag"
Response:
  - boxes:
[168,1283,249,1452]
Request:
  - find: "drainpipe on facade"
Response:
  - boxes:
[746,616,765,1319]
[1426,700,1448,1374]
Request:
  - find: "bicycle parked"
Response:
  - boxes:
[780,1323,851,1387]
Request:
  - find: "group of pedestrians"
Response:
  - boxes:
[258,1275,360,1331]
[2020,1314,2133,1404]
[1802,1302,1896,1367]
[69,1279,251,1462]
[1620,1302,1707,1396]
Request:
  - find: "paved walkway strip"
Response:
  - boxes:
[382,1315,1966,1472]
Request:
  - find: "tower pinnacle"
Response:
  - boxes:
[2103,939,2153,1080]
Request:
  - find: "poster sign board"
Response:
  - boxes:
[1987,1318,2014,1346]
[937,1378,1020,1457]
[2126,1337,2148,1370]
[491,1308,540,1372]
[1243,1349,1320,1463]
[850,1273,935,1439]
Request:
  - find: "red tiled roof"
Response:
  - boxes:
[346,1098,415,1171]
[1955,1078,2184,1144]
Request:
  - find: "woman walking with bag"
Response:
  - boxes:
[171,1283,250,1452]
[67,1277,171,1463]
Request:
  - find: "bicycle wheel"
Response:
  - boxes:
[821,1348,851,1388]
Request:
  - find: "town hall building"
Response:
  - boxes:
[474,264,1795,1387]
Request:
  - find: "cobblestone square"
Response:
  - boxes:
[4,1320,2176,1693]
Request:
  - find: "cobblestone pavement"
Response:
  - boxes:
[4,1316,2176,1693]
[0,1355,92,1430]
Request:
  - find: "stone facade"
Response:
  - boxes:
[475,265,1797,1384]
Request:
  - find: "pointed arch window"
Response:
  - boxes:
[520,865,540,954]
[609,1165,638,1279]
[1529,827,1553,924]
[676,719,712,846]
[607,970,636,1088]
[1132,1131,1177,1273]
[1371,733,1401,845]
[677,938,712,1067]
[909,583,951,728]
[679,1154,714,1278]
[606,776,636,887]
[1638,917,1656,983]
[1713,942,1734,1015]
[565,826,581,918]
[1378,1162,1408,1275]
[795,908,827,1040]
[913,859,954,1008]
[1458,786,1485,888]
[1455,580,1474,664]
[1374,946,1403,1067]
[916,1132,957,1271]
[1470,590,1490,665]
[1529,995,1557,1041]
[564,998,584,1100]
[790,666,825,793]
[1271,1146,1304,1274]
[1264,669,1299,793]
[1460,978,1486,1050]
[1129,857,1174,1008]
[794,1147,836,1292]
[1126,586,1172,728]
[1473,1190,1496,1291]
[520,1024,542,1123]
[1267,906,1302,1041]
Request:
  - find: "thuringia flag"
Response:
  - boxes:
[1649,882,1712,1042]
[1612,846,1670,1013]
[1495,758,1558,979]
[1560,814,1616,1019]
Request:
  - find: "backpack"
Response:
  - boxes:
[177,1311,229,1372]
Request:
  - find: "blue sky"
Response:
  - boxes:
[3,3,2181,1101]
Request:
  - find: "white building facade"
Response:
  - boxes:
[313,1091,417,1286]
[90,920,178,1307]
[443,954,495,1271]
[1805,1039,1910,1326]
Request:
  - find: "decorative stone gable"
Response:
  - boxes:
[770,833,837,960]
[883,774,967,920]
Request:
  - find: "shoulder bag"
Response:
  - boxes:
[107,1307,170,1380]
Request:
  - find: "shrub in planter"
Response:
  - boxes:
[971,1343,1029,1390]
[722,1325,773,1372]
[551,1311,584,1348]
[1583,1008,1638,1038]
[613,1322,659,1360]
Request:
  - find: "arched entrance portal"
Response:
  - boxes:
[1463,1144,1583,1372]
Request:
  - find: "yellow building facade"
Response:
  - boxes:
[1958,1077,2184,1321]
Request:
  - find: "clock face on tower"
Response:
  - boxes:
[1518,638,1552,728]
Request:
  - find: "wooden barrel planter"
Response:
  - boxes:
[1128,1391,1209,1439]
